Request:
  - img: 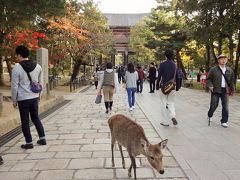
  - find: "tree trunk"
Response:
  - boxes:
[205,43,211,72]
[209,35,217,64]
[228,34,235,68]
[218,33,223,55]
[6,59,12,81]
[176,50,187,80]
[234,30,240,84]
[71,58,82,82]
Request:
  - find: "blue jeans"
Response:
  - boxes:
[18,98,45,143]
[127,88,137,108]
[208,88,229,123]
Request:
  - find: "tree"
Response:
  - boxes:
[0,0,66,85]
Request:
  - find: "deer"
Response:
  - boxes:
[108,114,168,180]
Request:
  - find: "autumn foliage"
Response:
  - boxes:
[7,29,47,50]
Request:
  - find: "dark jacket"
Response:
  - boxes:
[148,66,156,80]
[206,65,234,94]
[158,59,177,88]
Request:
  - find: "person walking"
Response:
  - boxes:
[98,62,118,114]
[125,63,138,111]
[158,50,178,126]
[11,45,47,149]
[206,54,234,128]
[93,67,99,89]
[148,62,156,93]
[136,65,145,93]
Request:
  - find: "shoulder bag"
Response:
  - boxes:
[161,65,177,95]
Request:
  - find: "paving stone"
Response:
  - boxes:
[3,153,27,161]
[84,132,109,139]
[33,159,69,170]
[10,162,36,171]
[74,169,114,179]
[55,152,92,158]
[0,171,38,180]
[105,157,141,168]
[26,152,56,160]
[63,139,93,145]
[94,138,111,144]
[58,134,84,140]
[71,129,98,134]
[81,144,109,151]
[36,170,74,180]
[116,167,155,179]
[68,158,104,169]
[48,145,80,152]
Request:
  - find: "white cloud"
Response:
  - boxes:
[93,0,158,14]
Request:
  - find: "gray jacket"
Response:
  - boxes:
[11,62,43,102]
[206,65,234,94]
[125,71,138,88]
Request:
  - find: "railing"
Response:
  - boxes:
[69,76,92,92]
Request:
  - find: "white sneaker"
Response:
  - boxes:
[132,106,135,109]
[129,107,133,111]
[221,123,228,128]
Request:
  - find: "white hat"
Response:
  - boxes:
[217,54,226,59]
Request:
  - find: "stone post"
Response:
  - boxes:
[37,48,49,96]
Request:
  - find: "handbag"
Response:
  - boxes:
[95,94,102,104]
[217,66,234,96]
[20,64,42,93]
[161,65,177,95]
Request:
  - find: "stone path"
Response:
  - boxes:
[0,84,186,180]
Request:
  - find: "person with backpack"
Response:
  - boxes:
[11,45,47,149]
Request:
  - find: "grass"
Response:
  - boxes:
[188,80,240,93]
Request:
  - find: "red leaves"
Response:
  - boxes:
[7,29,47,50]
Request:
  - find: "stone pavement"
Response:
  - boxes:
[0,84,186,180]
[137,85,240,180]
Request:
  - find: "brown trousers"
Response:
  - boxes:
[103,85,114,102]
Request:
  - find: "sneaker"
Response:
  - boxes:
[221,123,228,128]
[129,107,133,111]
[21,144,33,149]
[0,156,3,165]
[37,139,47,145]
[160,122,169,126]
[171,118,178,125]
[105,110,109,114]
[132,106,135,109]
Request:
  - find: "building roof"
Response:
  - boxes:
[104,13,150,27]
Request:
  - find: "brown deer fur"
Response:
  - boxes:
[108,114,168,180]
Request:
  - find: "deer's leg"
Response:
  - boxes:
[118,144,125,169]
[128,163,132,177]
[111,139,115,167]
[130,155,137,180]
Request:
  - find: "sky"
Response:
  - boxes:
[93,0,158,14]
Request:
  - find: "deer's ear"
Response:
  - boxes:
[159,139,168,149]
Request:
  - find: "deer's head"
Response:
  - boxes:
[141,139,168,174]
